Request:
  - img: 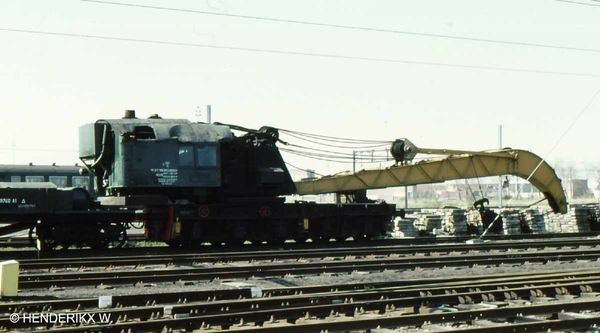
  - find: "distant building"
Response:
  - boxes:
[564,179,591,199]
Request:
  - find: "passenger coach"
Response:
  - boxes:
[0,164,92,191]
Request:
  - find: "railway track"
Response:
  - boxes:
[16,239,600,289]
[10,235,600,270]
[4,237,600,332]
[5,269,600,313]
[18,252,600,289]
[3,269,600,332]
[1,231,599,254]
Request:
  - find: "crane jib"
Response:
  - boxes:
[294,149,568,214]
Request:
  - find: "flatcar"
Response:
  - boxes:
[0,164,93,192]
[0,165,96,245]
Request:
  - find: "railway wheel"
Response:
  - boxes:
[36,237,57,252]
[34,225,59,251]
[353,234,367,242]
[270,238,287,245]
[249,239,265,245]
[60,242,73,251]
[228,239,246,246]
[28,227,36,247]
[166,241,181,248]
[90,223,127,250]
[312,236,330,244]
[228,225,247,246]
[90,239,109,250]
[113,226,129,249]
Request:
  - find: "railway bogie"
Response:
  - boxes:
[35,221,128,251]
[149,201,394,246]
[0,182,134,250]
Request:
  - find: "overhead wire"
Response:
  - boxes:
[278,128,391,144]
[554,0,600,7]
[284,161,326,177]
[80,0,600,54]
[281,131,391,149]
[283,143,358,157]
[276,126,394,169]
[2,28,600,79]
[470,156,485,201]
[281,149,358,164]
[283,142,390,159]
[464,179,478,202]
[279,148,390,163]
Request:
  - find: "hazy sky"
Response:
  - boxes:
[1,0,599,180]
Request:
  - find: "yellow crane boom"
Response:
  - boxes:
[294,139,567,214]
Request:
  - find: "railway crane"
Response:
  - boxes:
[0,111,568,250]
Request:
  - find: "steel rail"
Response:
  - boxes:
[4,268,600,313]
[15,237,600,270]
[2,232,600,260]
[8,278,600,332]
[18,249,600,289]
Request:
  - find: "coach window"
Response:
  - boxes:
[179,146,194,167]
[25,176,44,182]
[72,176,90,191]
[49,176,68,188]
[197,145,217,167]
[10,176,21,182]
